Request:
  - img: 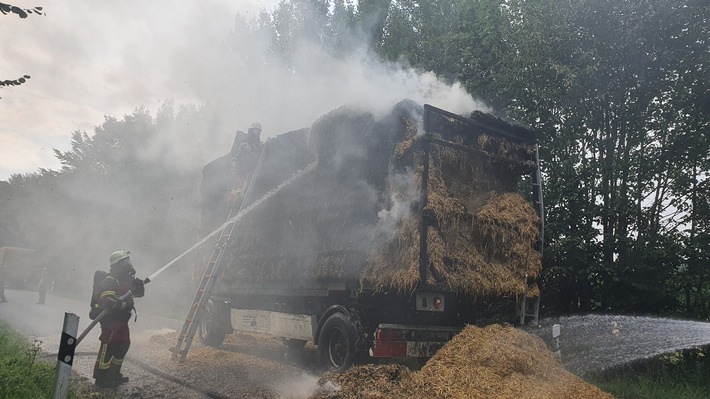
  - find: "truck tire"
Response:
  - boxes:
[199,300,227,347]
[317,313,358,373]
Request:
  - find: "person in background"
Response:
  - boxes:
[199,122,264,233]
[93,251,146,388]
[0,264,7,302]
[36,267,49,304]
[195,123,263,285]
[228,122,263,210]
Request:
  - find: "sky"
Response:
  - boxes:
[0,0,482,181]
[0,0,277,180]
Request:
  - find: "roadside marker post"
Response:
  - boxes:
[552,323,561,358]
[53,312,79,399]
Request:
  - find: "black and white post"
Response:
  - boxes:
[552,323,561,358]
[53,312,79,399]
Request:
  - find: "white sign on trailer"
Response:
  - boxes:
[231,309,315,341]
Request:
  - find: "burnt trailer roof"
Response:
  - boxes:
[216,100,542,298]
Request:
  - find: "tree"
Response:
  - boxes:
[0,2,43,97]
[0,2,43,18]
[368,0,709,315]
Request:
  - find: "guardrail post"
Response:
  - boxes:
[53,312,79,399]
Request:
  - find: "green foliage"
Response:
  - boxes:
[0,74,31,87]
[356,0,710,316]
[0,322,62,399]
[0,2,43,97]
[0,2,43,19]
[591,348,710,399]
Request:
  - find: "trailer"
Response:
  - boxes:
[192,100,543,372]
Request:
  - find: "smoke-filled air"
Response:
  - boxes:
[0,0,482,316]
[2,1,709,399]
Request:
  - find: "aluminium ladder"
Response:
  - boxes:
[172,148,265,362]
[517,143,544,326]
[171,206,239,362]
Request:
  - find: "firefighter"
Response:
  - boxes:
[199,122,264,232]
[228,122,262,209]
[196,123,263,283]
[93,250,145,388]
[245,122,262,149]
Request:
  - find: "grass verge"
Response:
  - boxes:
[589,348,710,399]
[0,320,105,399]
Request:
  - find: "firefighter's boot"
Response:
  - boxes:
[94,362,117,388]
[94,369,118,389]
[115,360,129,384]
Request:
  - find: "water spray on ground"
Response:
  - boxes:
[536,314,710,375]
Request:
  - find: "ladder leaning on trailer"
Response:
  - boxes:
[517,142,544,326]
[171,149,266,362]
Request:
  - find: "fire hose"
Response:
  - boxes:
[76,278,150,345]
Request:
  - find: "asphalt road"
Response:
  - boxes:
[0,288,183,354]
[0,288,217,398]
[0,289,322,399]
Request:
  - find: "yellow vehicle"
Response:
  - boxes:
[0,246,36,289]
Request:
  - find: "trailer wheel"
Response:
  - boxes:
[199,300,226,347]
[318,313,358,373]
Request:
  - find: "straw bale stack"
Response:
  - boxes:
[311,324,613,399]
[360,112,541,297]
[218,100,541,298]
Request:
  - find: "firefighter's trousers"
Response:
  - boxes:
[93,320,131,385]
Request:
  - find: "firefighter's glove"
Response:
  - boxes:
[132,278,146,298]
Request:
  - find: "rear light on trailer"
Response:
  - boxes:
[415,292,445,312]
[375,327,406,342]
[372,324,461,358]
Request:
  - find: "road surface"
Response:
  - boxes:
[0,289,321,399]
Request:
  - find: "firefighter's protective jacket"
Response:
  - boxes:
[97,275,144,323]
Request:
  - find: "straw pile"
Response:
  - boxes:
[360,111,541,297]
[310,324,613,399]
[217,100,541,298]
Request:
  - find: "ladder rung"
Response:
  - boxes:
[174,207,235,361]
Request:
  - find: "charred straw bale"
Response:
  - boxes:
[220,169,374,284]
[310,324,613,399]
[220,103,417,285]
[218,100,541,298]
